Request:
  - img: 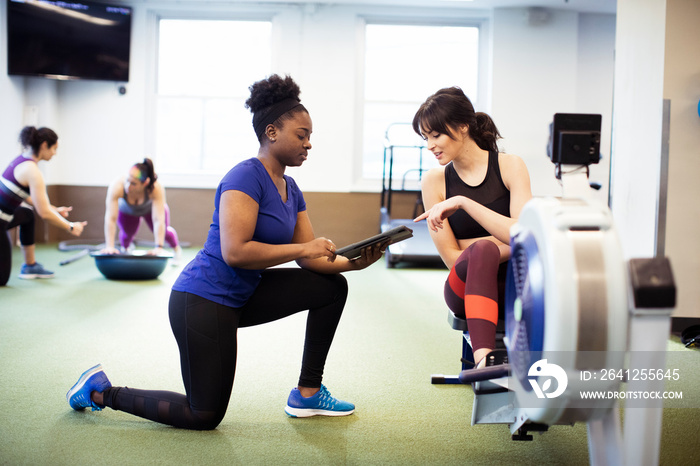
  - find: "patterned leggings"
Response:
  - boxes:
[100,268,348,430]
[117,204,179,249]
[444,239,507,352]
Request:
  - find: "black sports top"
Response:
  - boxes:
[445,150,510,239]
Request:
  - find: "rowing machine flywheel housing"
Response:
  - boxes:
[505,197,629,425]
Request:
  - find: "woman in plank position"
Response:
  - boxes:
[102,158,182,261]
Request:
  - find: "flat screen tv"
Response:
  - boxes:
[6,0,132,82]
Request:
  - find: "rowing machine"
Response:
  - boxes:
[463,114,675,465]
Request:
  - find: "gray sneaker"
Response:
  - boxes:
[19,262,55,279]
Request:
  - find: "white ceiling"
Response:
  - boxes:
[130,0,616,15]
[277,0,616,15]
[432,0,616,14]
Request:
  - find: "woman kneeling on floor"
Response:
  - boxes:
[66,74,386,430]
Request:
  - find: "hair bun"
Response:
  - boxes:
[245,74,301,114]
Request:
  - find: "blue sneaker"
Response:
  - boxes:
[284,384,355,418]
[66,364,112,411]
[19,262,54,279]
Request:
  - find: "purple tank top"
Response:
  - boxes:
[1,155,33,221]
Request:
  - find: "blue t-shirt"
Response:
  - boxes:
[172,157,307,308]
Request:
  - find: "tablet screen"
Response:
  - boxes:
[335,225,413,259]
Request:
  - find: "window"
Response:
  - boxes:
[155,19,271,177]
[363,23,480,186]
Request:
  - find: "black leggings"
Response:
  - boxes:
[101,268,348,430]
[1,206,36,286]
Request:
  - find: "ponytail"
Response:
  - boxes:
[19,126,58,155]
[472,112,501,153]
[132,158,157,193]
[413,87,501,153]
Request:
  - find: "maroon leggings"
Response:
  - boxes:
[117,204,179,249]
[444,240,507,352]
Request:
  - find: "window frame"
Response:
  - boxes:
[145,10,274,189]
[142,8,490,191]
[353,15,489,191]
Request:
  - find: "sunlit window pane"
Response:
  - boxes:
[362,103,433,191]
[202,98,260,172]
[156,19,271,174]
[156,98,203,172]
[363,24,479,181]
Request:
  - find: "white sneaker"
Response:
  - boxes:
[171,246,183,266]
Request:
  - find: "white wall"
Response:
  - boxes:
[577,13,616,198]
[491,8,615,202]
[0,3,27,163]
[278,4,363,191]
[610,0,667,260]
[1,2,615,197]
[608,0,700,319]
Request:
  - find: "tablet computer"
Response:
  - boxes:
[335,225,413,260]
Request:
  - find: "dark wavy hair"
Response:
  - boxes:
[245,74,308,141]
[19,126,58,155]
[412,87,501,153]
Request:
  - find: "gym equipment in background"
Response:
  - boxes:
[58,239,104,266]
[59,239,174,279]
[379,123,442,268]
[91,250,172,280]
[456,114,676,465]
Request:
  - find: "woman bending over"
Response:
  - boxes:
[1,126,86,285]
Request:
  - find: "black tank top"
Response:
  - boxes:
[445,150,510,239]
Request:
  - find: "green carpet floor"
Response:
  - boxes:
[1,245,698,465]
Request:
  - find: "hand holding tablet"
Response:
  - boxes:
[334,225,413,260]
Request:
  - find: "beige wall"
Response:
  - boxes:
[663,0,700,318]
[612,0,700,319]
[41,186,421,249]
